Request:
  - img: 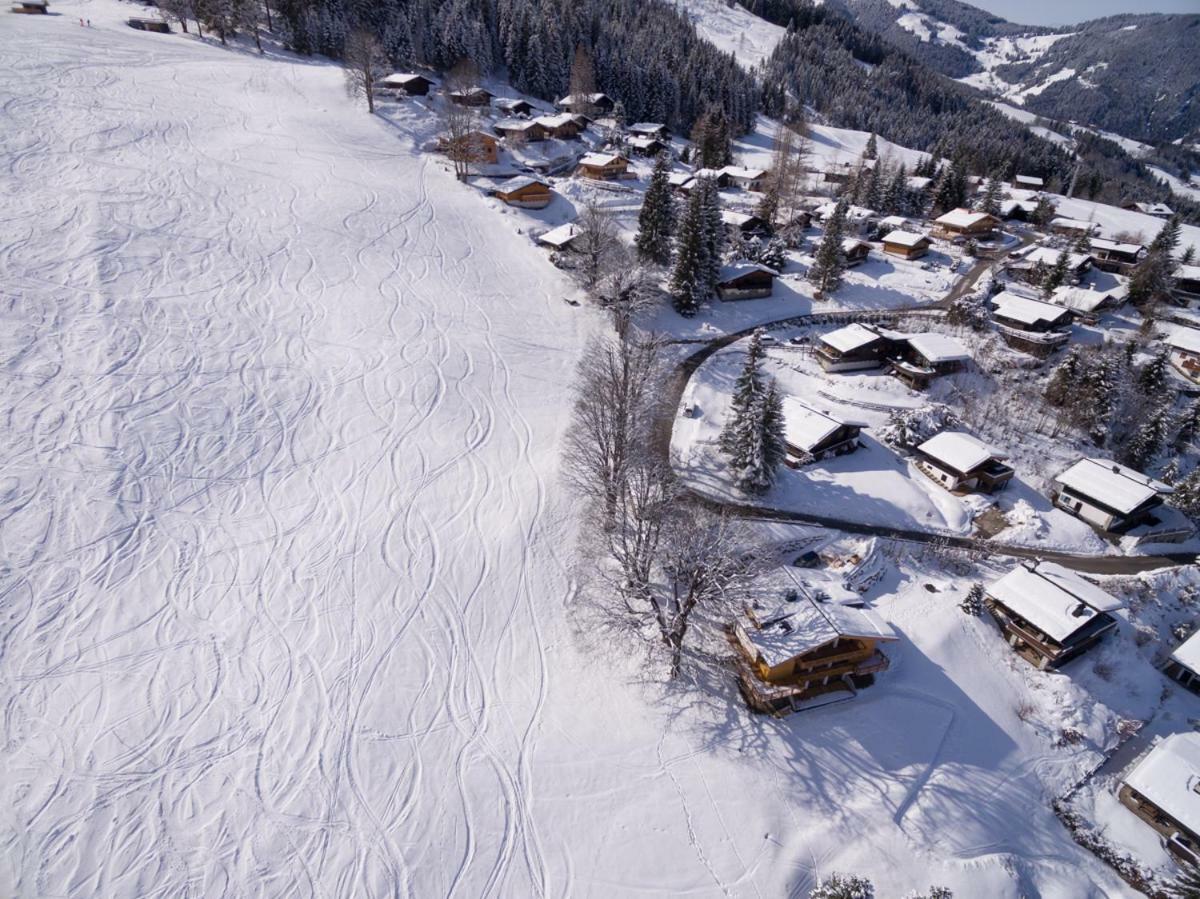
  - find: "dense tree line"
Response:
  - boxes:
[273,0,758,134]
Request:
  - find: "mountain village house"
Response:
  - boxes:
[881,229,932,260]
[1176,264,1200,303]
[490,177,553,209]
[841,238,871,267]
[11,0,48,12]
[628,122,669,140]
[889,332,970,389]
[1013,174,1045,190]
[1089,238,1144,274]
[439,130,498,165]
[721,210,770,239]
[721,165,768,191]
[990,291,1073,354]
[932,208,1000,240]
[985,561,1122,670]
[627,136,668,157]
[1119,732,1200,866]
[816,323,897,372]
[1051,458,1173,535]
[494,118,547,142]
[536,223,579,252]
[913,431,1014,494]
[1049,217,1097,239]
[716,263,776,300]
[1123,201,1174,219]
[1168,328,1200,383]
[554,92,614,116]
[576,152,629,181]
[1006,247,1093,286]
[380,73,436,95]
[1000,198,1039,222]
[533,113,582,140]
[1164,631,1200,694]
[1048,284,1127,323]
[732,589,898,716]
[447,86,494,107]
[781,398,865,465]
[493,97,534,117]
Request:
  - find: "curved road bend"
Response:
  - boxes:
[653,235,1198,575]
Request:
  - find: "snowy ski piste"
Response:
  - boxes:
[0,3,1145,897]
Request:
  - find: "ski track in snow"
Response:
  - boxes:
[0,16,582,898]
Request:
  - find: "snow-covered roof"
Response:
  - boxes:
[1124,732,1200,839]
[882,229,930,248]
[934,208,995,230]
[916,431,1004,475]
[906,175,932,190]
[557,92,610,105]
[1169,328,1200,356]
[820,323,885,353]
[493,97,530,108]
[750,595,897,668]
[1015,247,1092,270]
[1050,217,1096,232]
[904,332,970,364]
[668,172,694,188]
[1049,285,1124,314]
[781,398,864,453]
[533,113,577,129]
[495,117,541,132]
[717,262,775,283]
[1180,264,1200,283]
[841,237,870,254]
[992,291,1073,327]
[1090,237,1143,256]
[816,202,875,221]
[988,561,1122,643]
[627,135,664,150]
[1014,174,1045,188]
[721,210,757,227]
[1171,631,1200,676]
[578,152,624,167]
[537,223,578,248]
[1131,202,1174,216]
[721,165,767,181]
[1000,199,1038,216]
[494,176,548,195]
[629,122,665,133]
[879,215,908,230]
[1054,458,1172,513]
[381,72,436,87]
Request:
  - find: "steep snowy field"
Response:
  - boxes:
[0,6,1155,899]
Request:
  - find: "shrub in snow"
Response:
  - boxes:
[878,405,958,451]
[905,889,953,899]
[959,583,984,616]
[809,873,874,899]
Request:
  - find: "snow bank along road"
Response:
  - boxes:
[0,11,599,896]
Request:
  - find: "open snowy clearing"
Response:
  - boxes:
[0,4,1175,898]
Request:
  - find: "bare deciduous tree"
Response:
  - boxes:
[343,29,387,114]
[605,458,675,604]
[575,196,621,291]
[597,265,657,339]
[158,0,195,33]
[440,57,484,180]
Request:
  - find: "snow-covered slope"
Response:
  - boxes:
[674,0,785,70]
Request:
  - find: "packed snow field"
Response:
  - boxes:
[0,5,1181,899]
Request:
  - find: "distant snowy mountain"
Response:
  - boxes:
[830,0,1200,145]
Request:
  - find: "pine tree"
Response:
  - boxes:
[699,176,725,292]
[1031,195,1055,228]
[863,132,878,160]
[669,186,706,316]
[809,198,847,297]
[1045,347,1083,406]
[1042,250,1072,296]
[809,873,874,899]
[1167,861,1200,898]
[720,332,766,455]
[978,176,1003,217]
[1176,400,1200,450]
[884,163,906,216]
[1120,402,1169,471]
[635,152,675,265]
[1171,471,1200,520]
[1138,349,1171,396]
[960,583,984,615]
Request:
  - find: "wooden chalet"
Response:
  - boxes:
[914,431,1014,494]
[576,152,629,181]
[985,561,1122,670]
[906,175,933,194]
[816,323,897,372]
[1049,216,1097,238]
[1176,264,1200,303]
[721,210,770,239]
[448,86,493,107]
[1000,198,1038,222]
[889,332,971,389]
[693,167,731,188]
[629,122,669,140]
[841,238,870,267]
[439,130,498,165]
[1168,328,1200,383]
[1089,238,1144,274]
[127,16,170,31]
[1048,283,1127,323]
[781,398,865,466]
[1123,201,1174,219]
[1051,457,1173,534]
[554,92,614,116]
[990,291,1073,354]
[1120,733,1200,866]
[493,97,534,117]
[491,177,553,210]
[380,73,436,96]
[494,118,547,142]
[1164,631,1200,694]
[932,208,1000,240]
[880,229,931,260]
[1006,246,1092,286]
[532,114,582,140]
[1013,174,1045,191]
[627,136,668,157]
[716,263,776,301]
[733,593,898,716]
[668,171,695,194]
[11,0,47,11]
[721,165,768,191]
[536,223,579,252]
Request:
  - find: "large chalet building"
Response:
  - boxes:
[781,398,866,465]
[1120,733,1200,866]
[913,431,1014,494]
[1051,458,1174,535]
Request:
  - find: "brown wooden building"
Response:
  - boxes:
[716,263,776,301]
[914,431,1014,494]
[491,177,553,209]
[576,152,629,181]
[1119,733,1200,866]
[881,229,932,260]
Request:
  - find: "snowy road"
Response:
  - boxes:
[1,11,588,897]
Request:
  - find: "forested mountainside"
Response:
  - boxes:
[272,0,759,133]
[828,0,1200,144]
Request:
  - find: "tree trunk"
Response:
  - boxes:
[263,0,272,31]
[195,18,203,37]
[253,25,262,53]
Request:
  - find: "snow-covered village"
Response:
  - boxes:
[3,0,1200,896]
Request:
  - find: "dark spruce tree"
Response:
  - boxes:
[635,153,675,265]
